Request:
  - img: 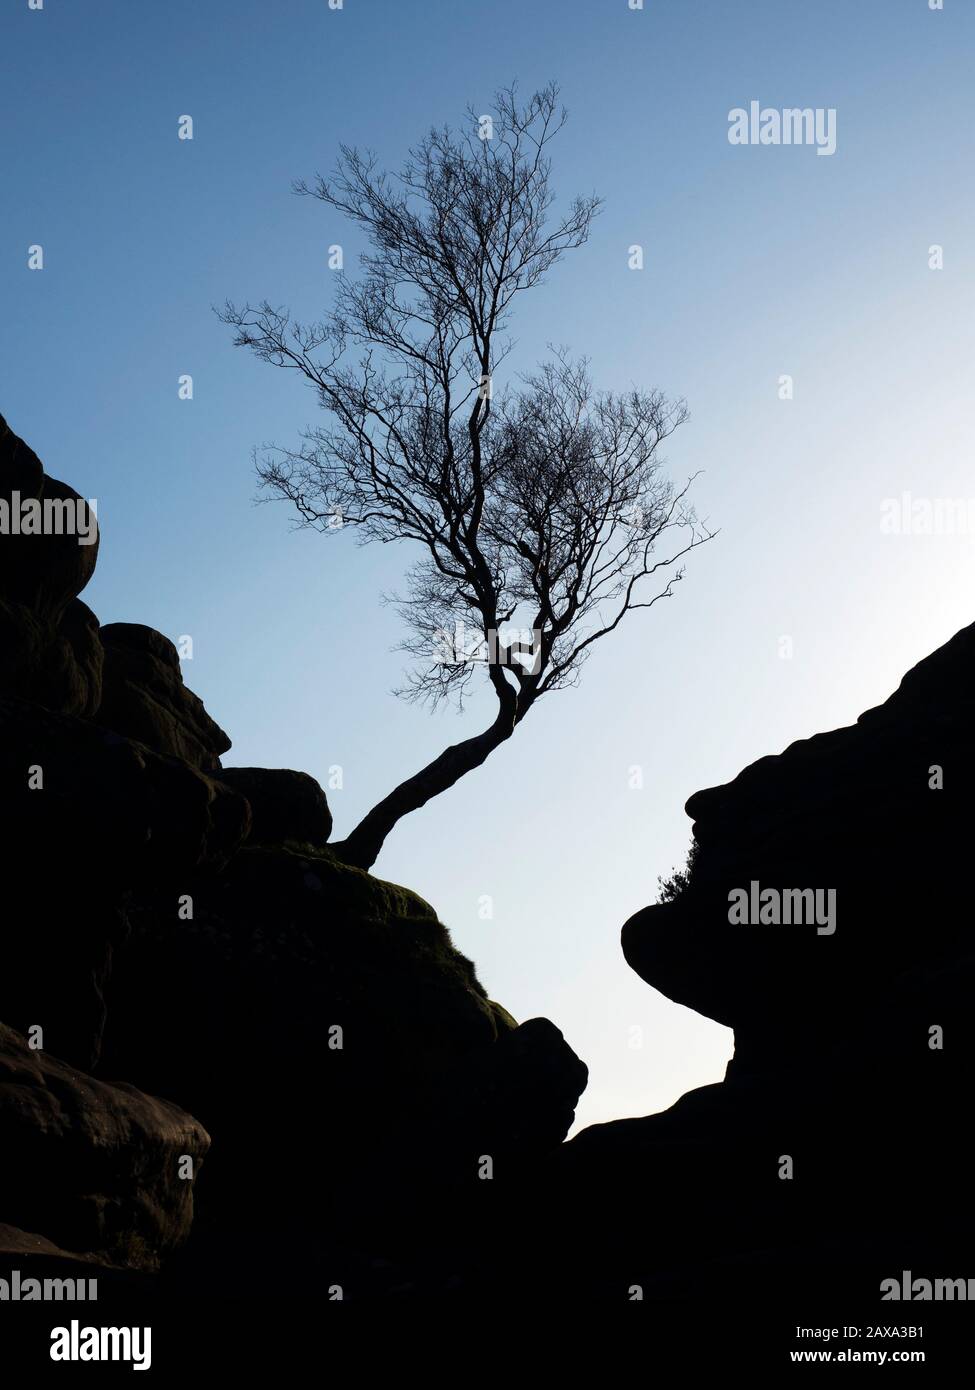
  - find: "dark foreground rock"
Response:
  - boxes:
[491,623,975,1301]
[0,695,250,1069]
[11,405,968,1303]
[98,623,231,772]
[622,622,975,1072]
[0,412,589,1294]
[217,765,333,845]
[0,1225,151,1295]
[0,1023,208,1271]
[99,843,588,1290]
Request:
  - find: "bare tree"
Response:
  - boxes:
[219,82,714,870]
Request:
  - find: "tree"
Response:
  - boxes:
[219,82,714,871]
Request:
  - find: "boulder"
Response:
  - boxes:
[0,1022,209,1271]
[0,416,98,616]
[1,415,103,713]
[99,842,588,1286]
[621,620,975,1069]
[0,412,44,500]
[0,596,103,716]
[218,766,332,845]
[0,695,250,1067]
[97,623,231,771]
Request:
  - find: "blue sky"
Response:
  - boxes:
[3,0,973,1128]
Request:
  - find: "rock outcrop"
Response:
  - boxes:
[622,624,975,1071]
[0,1023,208,1272]
[0,695,250,1069]
[0,419,98,616]
[492,623,975,1301]
[100,843,587,1289]
[0,415,103,717]
[217,765,333,845]
[98,623,231,771]
[14,403,965,1305]
[0,413,588,1294]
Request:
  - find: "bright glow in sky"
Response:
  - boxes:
[3,0,973,1130]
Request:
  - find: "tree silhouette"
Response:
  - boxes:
[220,83,714,870]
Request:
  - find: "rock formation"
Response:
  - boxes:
[622,629,975,1074]
[491,624,975,1300]
[98,623,232,772]
[3,407,969,1303]
[0,413,588,1293]
[0,1022,208,1270]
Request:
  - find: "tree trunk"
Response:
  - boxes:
[330,708,519,871]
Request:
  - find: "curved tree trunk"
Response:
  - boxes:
[330,707,521,871]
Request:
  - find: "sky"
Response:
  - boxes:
[3,0,973,1131]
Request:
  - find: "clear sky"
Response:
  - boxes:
[3,0,973,1130]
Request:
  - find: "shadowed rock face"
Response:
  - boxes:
[1,414,104,717]
[0,413,589,1292]
[0,418,98,616]
[100,844,588,1287]
[622,622,975,1070]
[0,596,104,717]
[97,623,232,772]
[0,695,250,1069]
[218,765,333,845]
[0,1023,209,1271]
[479,623,975,1302]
